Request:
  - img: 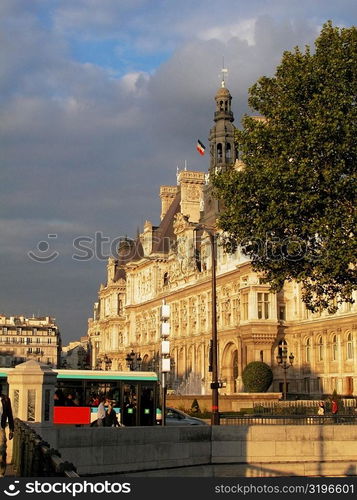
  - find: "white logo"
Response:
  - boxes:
[3,481,20,496]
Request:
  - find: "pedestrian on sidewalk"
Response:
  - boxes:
[104,401,120,427]
[331,399,338,423]
[0,384,14,477]
[97,396,106,426]
[317,401,325,415]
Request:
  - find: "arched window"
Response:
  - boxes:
[226,143,231,160]
[347,332,354,360]
[318,336,324,361]
[217,143,223,163]
[332,334,338,361]
[305,338,311,363]
[117,295,124,315]
[232,350,239,392]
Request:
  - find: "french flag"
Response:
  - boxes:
[196,140,206,156]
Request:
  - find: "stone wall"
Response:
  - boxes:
[167,393,282,412]
[34,423,357,477]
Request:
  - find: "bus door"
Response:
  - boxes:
[122,384,137,426]
[139,384,155,426]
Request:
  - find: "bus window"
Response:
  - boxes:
[52,369,159,425]
[84,381,119,407]
[122,384,137,426]
[56,381,84,405]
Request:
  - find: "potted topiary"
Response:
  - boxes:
[242,361,273,392]
[190,398,200,414]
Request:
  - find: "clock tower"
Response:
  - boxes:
[209,78,237,172]
[201,71,238,226]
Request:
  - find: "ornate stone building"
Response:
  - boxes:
[0,314,61,368]
[88,80,357,397]
[61,336,90,369]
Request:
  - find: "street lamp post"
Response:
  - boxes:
[194,225,220,425]
[126,349,142,371]
[276,348,294,400]
[160,300,171,427]
[103,354,112,371]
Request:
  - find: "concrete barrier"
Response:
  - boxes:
[33,424,357,477]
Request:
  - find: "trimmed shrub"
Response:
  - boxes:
[242,361,273,392]
[190,398,200,413]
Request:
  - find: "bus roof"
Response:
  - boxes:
[54,369,158,381]
[0,367,158,382]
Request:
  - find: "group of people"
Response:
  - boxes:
[317,399,338,416]
[53,389,80,407]
[54,390,122,427]
[95,397,121,427]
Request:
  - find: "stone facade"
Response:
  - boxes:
[87,81,357,398]
[61,336,90,369]
[0,315,61,368]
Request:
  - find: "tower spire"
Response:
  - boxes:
[208,67,237,172]
[221,57,228,88]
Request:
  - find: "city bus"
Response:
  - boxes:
[54,369,159,426]
[0,368,160,426]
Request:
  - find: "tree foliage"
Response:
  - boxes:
[213,22,357,312]
[242,362,273,393]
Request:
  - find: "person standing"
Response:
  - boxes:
[104,401,120,427]
[331,399,338,423]
[53,389,65,406]
[0,384,14,477]
[64,393,77,406]
[97,397,106,426]
[317,401,325,415]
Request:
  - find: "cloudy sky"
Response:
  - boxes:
[1,0,356,345]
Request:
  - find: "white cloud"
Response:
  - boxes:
[120,71,150,94]
[53,0,147,37]
[1,0,356,342]
[198,19,257,45]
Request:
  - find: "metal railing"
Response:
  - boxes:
[220,414,357,425]
[253,398,357,412]
[12,419,79,477]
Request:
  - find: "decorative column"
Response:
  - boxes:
[236,338,244,392]
[7,360,58,424]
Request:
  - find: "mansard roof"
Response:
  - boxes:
[113,183,180,276]
[152,191,181,254]
[113,267,126,281]
[114,237,145,281]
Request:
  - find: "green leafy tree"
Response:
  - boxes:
[213,22,356,312]
[242,362,273,392]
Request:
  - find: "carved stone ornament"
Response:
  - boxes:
[186,186,199,201]
[173,213,190,235]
